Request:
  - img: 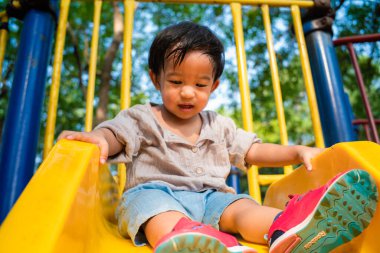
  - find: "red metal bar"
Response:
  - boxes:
[352,119,380,125]
[364,124,372,141]
[346,43,379,143]
[333,33,380,46]
[352,119,380,142]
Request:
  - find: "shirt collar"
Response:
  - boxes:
[147,103,219,145]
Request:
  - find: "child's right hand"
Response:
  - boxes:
[58,130,109,164]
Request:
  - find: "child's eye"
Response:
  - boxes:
[169,80,182,85]
[196,84,208,88]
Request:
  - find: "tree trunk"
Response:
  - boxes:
[95,2,124,126]
[67,22,86,97]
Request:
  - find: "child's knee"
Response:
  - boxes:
[143,211,189,247]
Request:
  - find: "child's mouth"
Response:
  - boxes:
[178,104,194,110]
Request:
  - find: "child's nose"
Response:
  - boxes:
[180,86,195,98]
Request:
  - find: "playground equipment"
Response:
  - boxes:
[1,140,380,252]
[0,0,379,252]
[333,34,380,144]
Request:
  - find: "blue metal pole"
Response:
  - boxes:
[302,13,357,146]
[0,1,57,223]
[227,167,241,194]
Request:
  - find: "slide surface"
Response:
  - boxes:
[0,140,379,253]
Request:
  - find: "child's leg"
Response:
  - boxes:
[266,169,378,253]
[219,169,378,253]
[219,198,281,244]
[153,215,257,253]
[116,182,192,247]
[143,211,188,247]
[151,189,258,253]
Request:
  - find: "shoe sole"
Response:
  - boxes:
[270,169,378,253]
[154,232,255,253]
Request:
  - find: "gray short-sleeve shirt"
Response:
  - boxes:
[96,103,261,193]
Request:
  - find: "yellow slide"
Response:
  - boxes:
[0,140,379,253]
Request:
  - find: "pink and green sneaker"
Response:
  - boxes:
[268,169,378,253]
[154,217,257,253]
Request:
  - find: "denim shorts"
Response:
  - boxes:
[115,182,254,246]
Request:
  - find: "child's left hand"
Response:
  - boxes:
[298,147,326,172]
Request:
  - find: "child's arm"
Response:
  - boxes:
[245,143,325,171]
[58,128,123,164]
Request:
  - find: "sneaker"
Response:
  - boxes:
[154,217,257,253]
[267,169,378,253]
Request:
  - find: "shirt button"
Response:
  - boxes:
[191,146,199,153]
[196,167,204,174]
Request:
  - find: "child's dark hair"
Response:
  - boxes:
[149,21,225,82]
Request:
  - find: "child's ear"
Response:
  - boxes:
[211,79,220,92]
[149,69,160,90]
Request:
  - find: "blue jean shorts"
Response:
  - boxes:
[115,182,254,246]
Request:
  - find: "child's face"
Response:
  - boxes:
[150,51,220,121]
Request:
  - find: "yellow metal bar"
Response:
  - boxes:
[0,11,7,18]
[258,174,285,186]
[136,0,314,7]
[231,4,253,133]
[230,3,261,203]
[291,5,325,148]
[117,0,136,197]
[261,5,287,145]
[261,5,292,174]
[43,0,71,158]
[120,0,135,110]
[0,13,8,81]
[85,0,103,132]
